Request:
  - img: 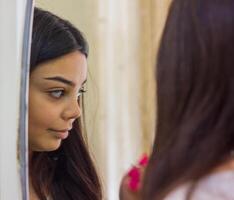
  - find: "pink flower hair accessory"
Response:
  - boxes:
[127,153,149,191]
[127,166,140,191]
[138,153,149,167]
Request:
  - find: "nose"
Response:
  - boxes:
[62,97,81,121]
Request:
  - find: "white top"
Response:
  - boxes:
[164,170,234,200]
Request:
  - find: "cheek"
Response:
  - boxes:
[28,91,60,130]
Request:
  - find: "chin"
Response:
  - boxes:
[45,142,62,152]
[31,140,62,152]
[44,145,61,152]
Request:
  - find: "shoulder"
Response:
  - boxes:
[164,170,234,200]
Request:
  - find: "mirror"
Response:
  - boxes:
[33,1,171,199]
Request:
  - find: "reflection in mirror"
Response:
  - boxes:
[33,1,171,199]
[27,6,102,200]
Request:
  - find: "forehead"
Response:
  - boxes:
[30,51,87,85]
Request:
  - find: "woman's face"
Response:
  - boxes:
[29,51,87,152]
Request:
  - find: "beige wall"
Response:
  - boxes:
[139,0,172,149]
[35,1,171,199]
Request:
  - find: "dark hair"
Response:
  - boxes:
[143,0,234,199]
[30,8,102,200]
[30,8,88,71]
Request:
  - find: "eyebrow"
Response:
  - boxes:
[44,76,87,86]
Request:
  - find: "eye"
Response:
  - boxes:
[77,87,87,98]
[49,90,65,99]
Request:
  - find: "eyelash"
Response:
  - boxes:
[77,88,87,98]
[48,88,87,99]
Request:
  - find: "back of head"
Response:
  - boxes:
[144,0,234,199]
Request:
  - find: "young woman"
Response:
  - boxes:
[29,8,102,200]
[143,0,234,199]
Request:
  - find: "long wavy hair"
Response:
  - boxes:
[143,0,234,199]
[30,8,102,200]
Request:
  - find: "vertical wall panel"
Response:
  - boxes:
[0,0,33,199]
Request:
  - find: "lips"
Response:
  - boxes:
[48,128,71,139]
[56,129,70,132]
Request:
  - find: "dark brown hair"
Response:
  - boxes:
[143,0,234,199]
[30,8,102,200]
